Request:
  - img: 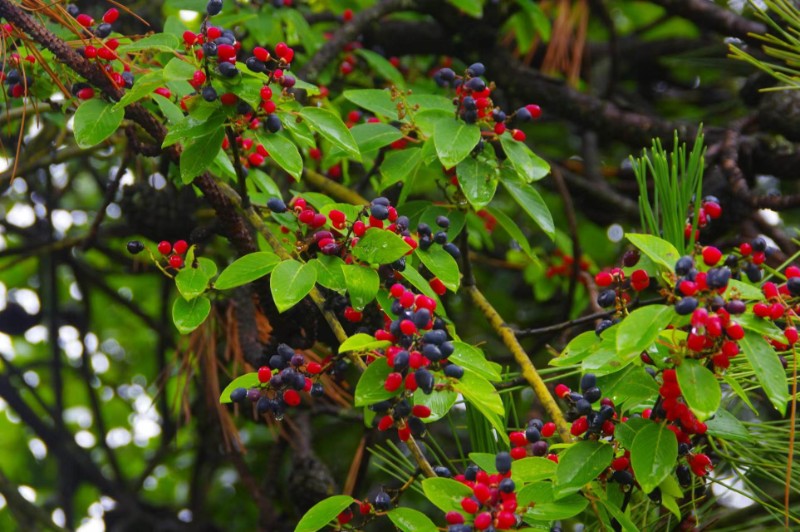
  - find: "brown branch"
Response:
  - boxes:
[650,0,766,42]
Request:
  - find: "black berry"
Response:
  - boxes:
[127,240,145,254]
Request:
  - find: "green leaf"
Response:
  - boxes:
[348,122,403,154]
[630,422,678,494]
[554,440,613,497]
[406,94,455,114]
[518,483,589,520]
[300,107,361,161]
[499,169,554,239]
[739,332,788,415]
[596,490,639,532]
[434,119,481,168]
[163,111,227,147]
[339,333,391,354]
[728,279,764,300]
[676,359,720,421]
[180,129,226,184]
[270,260,317,313]
[421,478,473,513]
[625,233,681,271]
[309,256,347,292]
[256,132,303,179]
[413,388,457,422]
[449,342,501,382]
[351,229,411,265]
[500,135,550,182]
[737,312,786,342]
[598,365,660,411]
[163,56,197,81]
[172,295,211,334]
[456,155,498,209]
[446,0,483,17]
[295,495,355,532]
[73,99,124,148]
[175,257,217,300]
[380,148,422,189]
[704,408,750,441]
[614,417,650,450]
[343,89,399,119]
[117,32,180,53]
[452,372,509,445]
[386,507,437,532]
[355,49,406,88]
[551,331,601,367]
[342,264,379,311]
[616,305,673,364]
[416,246,460,292]
[214,252,280,290]
[354,358,397,406]
[512,457,557,483]
[485,206,534,259]
[152,93,185,124]
[115,71,165,109]
[219,373,260,403]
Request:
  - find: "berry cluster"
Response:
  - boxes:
[228,343,324,420]
[0,36,37,99]
[684,195,722,240]
[644,369,708,443]
[266,196,457,297]
[69,6,132,94]
[555,373,616,439]
[126,238,189,270]
[508,418,558,461]
[594,267,650,309]
[445,453,520,531]
[433,62,540,142]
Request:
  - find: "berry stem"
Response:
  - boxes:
[405,434,436,478]
[225,126,251,209]
[464,285,572,442]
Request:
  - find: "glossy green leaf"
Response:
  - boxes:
[354,358,397,406]
[339,333,391,354]
[416,246,460,292]
[342,264,379,311]
[421,477,473,513]
[468,452,498,473]
[300,107,361,161]
[343,89,398,119]
[309,256,347,292]
[386,507,437,532]
[180,128,226,184]
[295,495,355,532]
[73,99,124,148]
[348,122,404,154]
[355,49,406,88]
[456,155,498,209]
[616,305,673,363]
[519,483,589,520]
[614,417,650,450]
[214,252,280,290]
[219,373,260,403]
[256,132,303,179]
[452,372,509,445]
[351,229,411,265]
[626,233,681,271]
[705,408,750,441]
[738,312,786,342]
[175,257,217,300]
[163,112,227,147]
[172,295,211,334]
[676,359,720,421]
[512,457,557,483]
[434,118,481,168]
[739,332,788,415]
[114,71,165,109]
[630,422,678,494]
[554,440,613,497]
[447,0,482,17]
[500,135,550,182]
[412,388,457,422]
[449,342,501,381]
[270,259,317,313]
[485,206,534,259]
[551,331,601,367]
[728,279,765,300]
[499,169,554,239]
[380,148,423,189]
[117,32,180,53]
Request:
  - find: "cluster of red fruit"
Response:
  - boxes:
[157,239,189,269]
[508,418,558,461]
[645,370,708,443]
[445,453,520,531]
[434,62,540,143]
[70,6,134,97]
[594,266,650,309]
[684,195,722,240]
[228,344,324,420]
[554,374,617,439]
[0,24,38,98]
[546,250,591,279]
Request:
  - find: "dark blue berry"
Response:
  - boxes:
[467,62,486,77]
[499,478,515,493]
[370,204,389,220]
[580,373,596,392]
[443,242,461,259]
[415,368,435,394]
[230,387,247,402]
[267,197,287,213]
[675,256,694,275]
[525,426,540,443]
[207,0,223,16]
[495,451,512,474]
[218,61,239,77]
[265,114,282,133]
[434,466,452,477]
[597,289,616,308]
[674,296,698,315]
[127,241,144,254]
[443,364,464,379]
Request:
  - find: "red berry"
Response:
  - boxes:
[400,320,417,335]
[595,271,613,287]
[411,405,431,418]
[384,372,403,392]
[554,383,570,399]
[248,152,265,167]
[343,306,363,323]
[404,373,418,391]
[257,366,271,383]
[221,93,238,106]
[343,8,354,21]
[725,322,744,340]
[337,509,353,525]
[283,389,301,406]
[306,361,322,374]
[509,431,527,447]
[429,278,447,296]
[460,497,479,514]
[474,512,492,530]
[253,46,270,62]
[169,255,184,269]
[541,422,556,438]
[526,104,542,119]
[702,246,722,266]
[390,284,405,298]
[103,8,119,24]
[445,511,464,525]
[173,240,188,254]
[611,456,630,471]
[510,446,527,460]
[512,129,526,141]
[785,327,798,345]
[378,415,394,431]
[76,13,94,27]
[703,201,722,219]
[275,42,290,59]
[359,501,372,515]
[631,269,650,291]
[76,87,95,100]
[570,416,588,436]
[157,241,172,255]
